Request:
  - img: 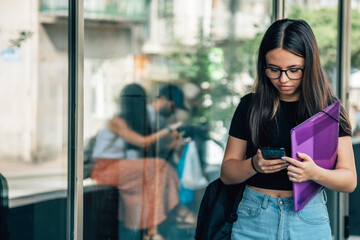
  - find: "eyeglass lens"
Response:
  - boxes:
[265,68,303,80]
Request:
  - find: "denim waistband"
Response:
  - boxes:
[243,185,326,210]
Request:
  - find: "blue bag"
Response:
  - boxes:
[177,143,195,205]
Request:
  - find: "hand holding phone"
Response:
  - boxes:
[260,147,286,160]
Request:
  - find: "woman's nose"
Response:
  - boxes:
[279,72,289,83]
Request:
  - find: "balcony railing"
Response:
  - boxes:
[39,0,148,21]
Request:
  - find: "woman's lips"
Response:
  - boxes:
[279,85,292,91]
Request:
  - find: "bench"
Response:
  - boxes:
[8,182,118,240]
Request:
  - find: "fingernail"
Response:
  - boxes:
[281,157,285,160]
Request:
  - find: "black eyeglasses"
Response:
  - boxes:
[264,67,304,80]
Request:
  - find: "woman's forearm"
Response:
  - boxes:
[220,158,256,185]
[143,128,171,147]
[313,167,357,193]
[312,137,357,193]
[108,117,171,148]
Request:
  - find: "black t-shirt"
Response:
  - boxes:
[228,93,350,190]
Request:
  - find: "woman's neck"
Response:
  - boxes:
[279,92,300,102]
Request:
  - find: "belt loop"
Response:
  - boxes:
[323,189,327,203]
[262,195,269,209]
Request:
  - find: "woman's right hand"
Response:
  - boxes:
[169,121,183,131]
[252,149,289,174]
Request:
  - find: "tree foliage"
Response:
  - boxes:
[163,6,360,140]
[236,6,360,77]
[351,9,360,69]
[9,31,33,49]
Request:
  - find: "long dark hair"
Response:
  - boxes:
[118,83,150,149]
[250,18,351,148]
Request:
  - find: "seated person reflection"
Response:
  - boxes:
[146,84,189,160]
[90,83,182,240]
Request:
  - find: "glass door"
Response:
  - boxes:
[82,0,273,239]
[1,0,69,239]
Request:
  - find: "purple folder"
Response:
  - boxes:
[291,100,340,212]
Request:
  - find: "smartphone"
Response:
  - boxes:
[260,147,286,160]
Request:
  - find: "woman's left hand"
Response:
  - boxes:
[282,152,321,182]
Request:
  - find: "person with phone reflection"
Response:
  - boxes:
[220,19,356,239]
[90,83,182,240]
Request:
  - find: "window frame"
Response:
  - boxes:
[67,0,84,239]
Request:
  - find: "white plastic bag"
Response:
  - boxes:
[181,141,209,190]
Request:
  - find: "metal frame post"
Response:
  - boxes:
[273,0,285,21]
[67,0,84,239]
[336,1,352,239]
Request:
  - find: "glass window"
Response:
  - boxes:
[1,0,68,239]
[349,1,360,239]
[83,0,272,239]
[286,0,339,91]
[6,1,358,239]
[349,2,360,138]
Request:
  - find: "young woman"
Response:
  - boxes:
[90,83,181,240]
[220,19,357,239]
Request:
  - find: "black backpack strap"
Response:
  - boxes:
[195,179,220,239]
[228,183,246,223]
[195,179,246,240]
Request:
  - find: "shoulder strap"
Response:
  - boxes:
[228,183,246,223]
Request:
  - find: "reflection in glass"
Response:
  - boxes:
[0,0,68,239]
[286,0,339,90]
[83,0,272,239]
[88,83,183,239]
[350,4,360,137]
[349,2,360,239]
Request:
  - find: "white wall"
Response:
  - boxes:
[0,0,39,162]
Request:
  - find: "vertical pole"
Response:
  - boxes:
[68,0,84,239]
[337,0,351,109]
[273,0,285,21]
[336,1,351,239]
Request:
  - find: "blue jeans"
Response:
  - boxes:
[231,186,332,240]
